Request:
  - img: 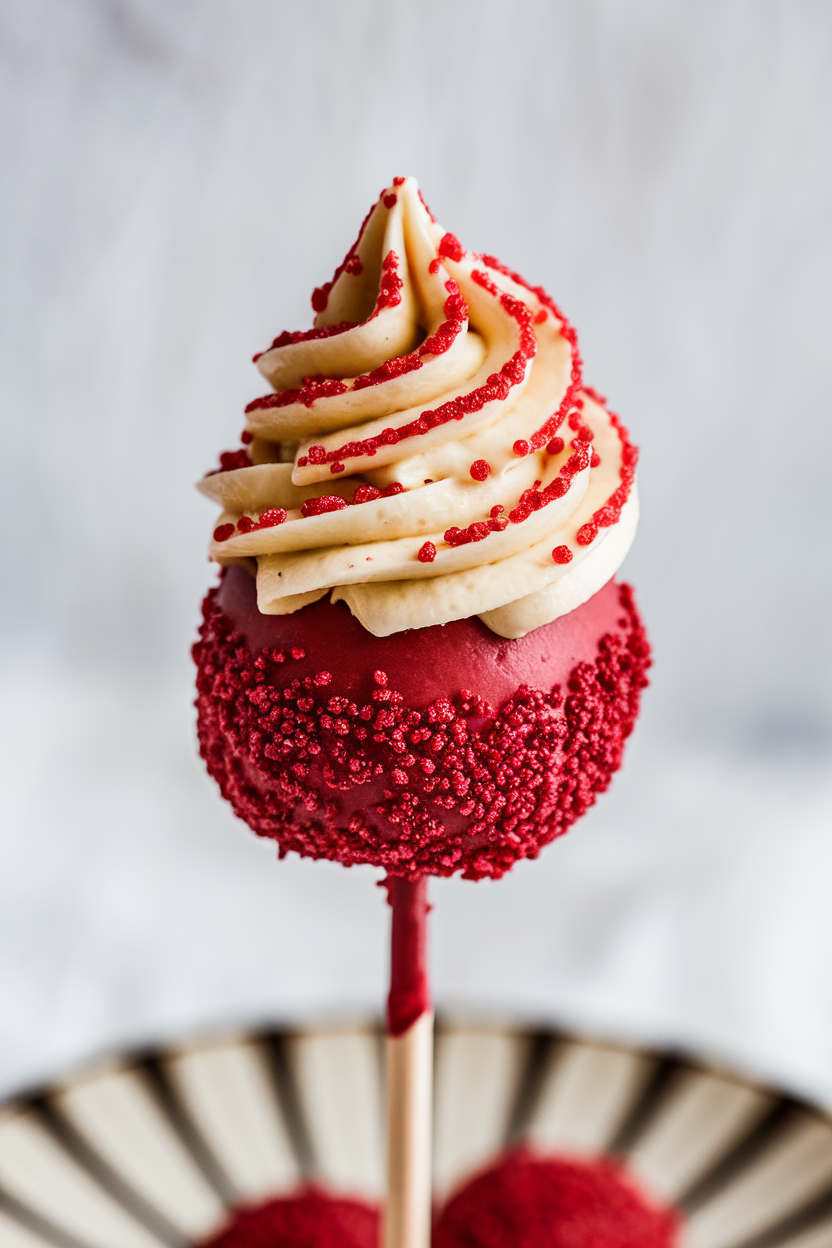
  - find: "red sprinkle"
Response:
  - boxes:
[547,437,565,455]
[513,440,530,457]
[300,496,347,517]
[417,542,437,563]
[213,524,235,543]
[438,232,464,262]
[383,193,397,209]
[591,451,601,467]
[240,430,253,444]
[552,545,573,564]
[577,523,598,545]
[470,459,491,481]
[258,509,287,528]
[236,516,255,533]
[353,485,382,504]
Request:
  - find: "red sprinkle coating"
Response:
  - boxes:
[417,541,437,563]
[201,1189,379,1248]
[213,524,235,543]
[552,545,573,564]
[433,1152,680,1248]
[193,582,650,880]
[470,459,491,481]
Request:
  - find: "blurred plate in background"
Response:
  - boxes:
[1,1023,832,1247]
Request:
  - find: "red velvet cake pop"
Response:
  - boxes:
[193,178,651,1248]
[201,1189,378,1248]
[433,1152,680,1248]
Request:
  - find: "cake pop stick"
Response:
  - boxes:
[384,876,432,1248]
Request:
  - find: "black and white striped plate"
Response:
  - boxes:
[1,1024,831,1248]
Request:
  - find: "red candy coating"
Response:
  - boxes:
[193,568,650,880]
[433,1152,680,1248]
[200,1189,379,1248]
[386,876,430,1036]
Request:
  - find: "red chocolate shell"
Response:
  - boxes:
[193,567,650,880]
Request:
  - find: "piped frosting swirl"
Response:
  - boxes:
[199,178,639,638]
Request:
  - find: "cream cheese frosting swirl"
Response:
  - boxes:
[199,177,639,638]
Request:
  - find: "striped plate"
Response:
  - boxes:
[1,1024,831,1248]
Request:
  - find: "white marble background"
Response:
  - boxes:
[1,0,831,1105]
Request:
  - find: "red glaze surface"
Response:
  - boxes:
[433,1152,680,1248]
[193,568,650,880]
[200,1189,378,1248]
[385,876,430,1036]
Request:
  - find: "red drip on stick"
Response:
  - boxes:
[385,875,431,1037]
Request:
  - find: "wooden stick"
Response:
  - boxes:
[384,876,432,1248]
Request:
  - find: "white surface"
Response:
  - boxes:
[1,0,831,1106]
[287,1028,384,1197]
[165,1037,299,1201]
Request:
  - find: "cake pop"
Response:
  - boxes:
[433,1152,679,1248]
[201,1189,378,1248]
[193,178,650,1248]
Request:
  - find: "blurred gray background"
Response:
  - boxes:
[2,0,831,1104]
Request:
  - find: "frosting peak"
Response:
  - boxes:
[199,178,639,638]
